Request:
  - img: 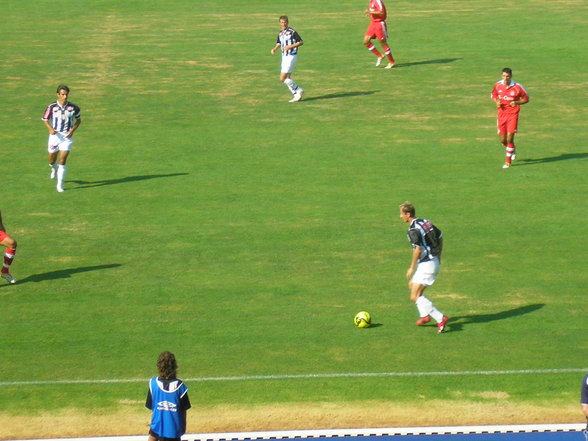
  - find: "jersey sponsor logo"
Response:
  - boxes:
[156,400,178,412]
[497,93,515,101]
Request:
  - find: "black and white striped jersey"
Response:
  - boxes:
[277,27,303,55]
[42,101,81,133]
[407,218,443,262]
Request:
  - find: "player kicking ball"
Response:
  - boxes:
[399,202,449,334]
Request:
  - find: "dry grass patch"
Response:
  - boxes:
[0,401,579,439]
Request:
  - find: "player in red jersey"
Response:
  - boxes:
[490,68,529,168]
[363,0,395,69]
[0,210,17,284]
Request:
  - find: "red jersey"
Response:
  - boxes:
[368,0,387,22]
[491,80,528,114]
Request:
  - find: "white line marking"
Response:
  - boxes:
[1,368,586,387]
[10,424,588,441]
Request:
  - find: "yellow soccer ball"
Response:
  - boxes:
[354,311,371,328]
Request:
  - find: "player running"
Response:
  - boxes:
[363,0,396,68]
[271,16,305,102]
[491,68,529,168]
[42,85,82,192]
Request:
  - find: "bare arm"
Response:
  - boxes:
[67,118,81,138]
[406,246,421,280]
[283,41,303,52]
[365,8,385,17]
[270,43,281,54]
[43,119,57,134]
[510,96,529,107]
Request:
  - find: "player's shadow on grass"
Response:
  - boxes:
[394,58,461,68]
[11,264,121,284]
[303,91,378,101]
[515,153,588,166]
[447,303,545,333]
[69,172,188,189]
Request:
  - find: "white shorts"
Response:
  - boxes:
[281,54,298,74]
[48,132,74,153]
[411,257,440,286]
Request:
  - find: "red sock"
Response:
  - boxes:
[383,45,395,64]
[3,248,15,273]
[365,44,383,58]
[505,144,515,164]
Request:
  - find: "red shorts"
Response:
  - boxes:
[497,111,520,135]
[0,231,8,242]
[365,20,388,42]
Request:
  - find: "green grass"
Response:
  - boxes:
[0,0,587,431]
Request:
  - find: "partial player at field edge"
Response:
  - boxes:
[581,373,588,437]
[0,210,17,284]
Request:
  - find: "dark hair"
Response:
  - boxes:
[279,16,288,21]
[156,351,178,380]
[56,85,70,93]
[502,68,512,75]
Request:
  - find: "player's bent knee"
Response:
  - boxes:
[2,237,16,249]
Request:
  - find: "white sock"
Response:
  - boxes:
[57,165,66,188]
[420,295,444,322]
[283,78,299,94]
[415,295,430,317]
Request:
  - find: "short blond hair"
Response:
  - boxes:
[399,201,415,216]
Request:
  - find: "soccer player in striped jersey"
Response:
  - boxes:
[399,202,449,334]
[271,16,304,102]
[491,68,529,168]
[364,0,396,68]
[42,85,82,192]
[0,210,17,284]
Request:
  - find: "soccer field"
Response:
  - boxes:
[0,0,587,438]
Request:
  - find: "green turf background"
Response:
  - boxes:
[0,0,586,424]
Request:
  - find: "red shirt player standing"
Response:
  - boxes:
[0,210,17,284]
[491,68,529,168]
[363,0,395,69]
